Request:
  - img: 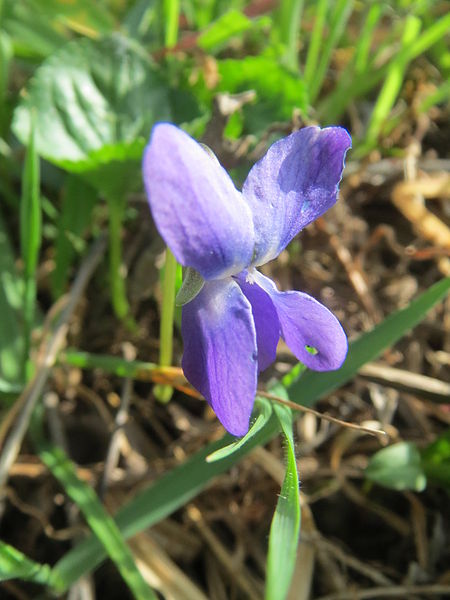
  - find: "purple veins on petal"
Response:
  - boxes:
[181,279,258,437]
[142,123,255,281]
[242,126,352,266]
[252,271,348,371]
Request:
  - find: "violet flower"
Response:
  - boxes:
[143,123,351,436]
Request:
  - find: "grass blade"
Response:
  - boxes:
[49,277,450,590]
[163,0,179,47]
[274,0,304,71]
[0,208,25,390]
[354,3,383,75]
[308,0,354,103]
[0,541,54,586]
[319,11,450,123]
[20,115,41,381]
[0,31,12,134]
[364,15,421,148]
[30,406,156,599]
[266,399,300,600]
[303,0,329,87]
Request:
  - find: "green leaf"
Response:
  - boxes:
[365,442,426,492]
[197,9,252,52]
[13,34,171,196]
[0,540,53,586]
[266,395,300,600]
[422,429,450,493]
[50,277,450,590]
[206,397,273,463]
[13,33,171,321]
[30,406,157,599]
[217,53,307,133]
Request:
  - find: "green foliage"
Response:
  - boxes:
[266,395,300,600]
[364,15,422,150]
[13,34,170,196]
[1,0,67,58]
[217,53,307,133]
[422,430,450,493]
[197,9,252,52]
[365,442,427,492]
[272,0,304,71]
[0,209,25,391]
[206,396,273,462]
[307,0,354,103]
[20,117,40,379]
[0,31,12,133]
[0,541,53,585]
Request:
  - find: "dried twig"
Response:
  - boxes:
[316,218,384,324]
[187,504,263,600]
[358,362,450,403]
[98,343,136,499]
[258,391,387,439]
[316,584,450,599]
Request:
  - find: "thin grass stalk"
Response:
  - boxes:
[308,0,354,103]
[163,0,179,47]
[154,248,177,402]
[304,0,329,87]
[364,15,421,147]
[20,117,40,381]
[318,12,450,123]
[276,0,304,71]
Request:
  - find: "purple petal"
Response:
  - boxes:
[253,271,348,371]
[243,127,351,266]
[235,271,280,372]
[143,123,254,280]
[181,279,258,436]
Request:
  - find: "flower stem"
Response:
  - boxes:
[154,248,177,403]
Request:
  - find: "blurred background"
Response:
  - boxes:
[0,1,449,598]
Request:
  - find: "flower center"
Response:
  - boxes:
[245,267,257,285]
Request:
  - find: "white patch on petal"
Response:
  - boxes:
[245,268,257,284]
